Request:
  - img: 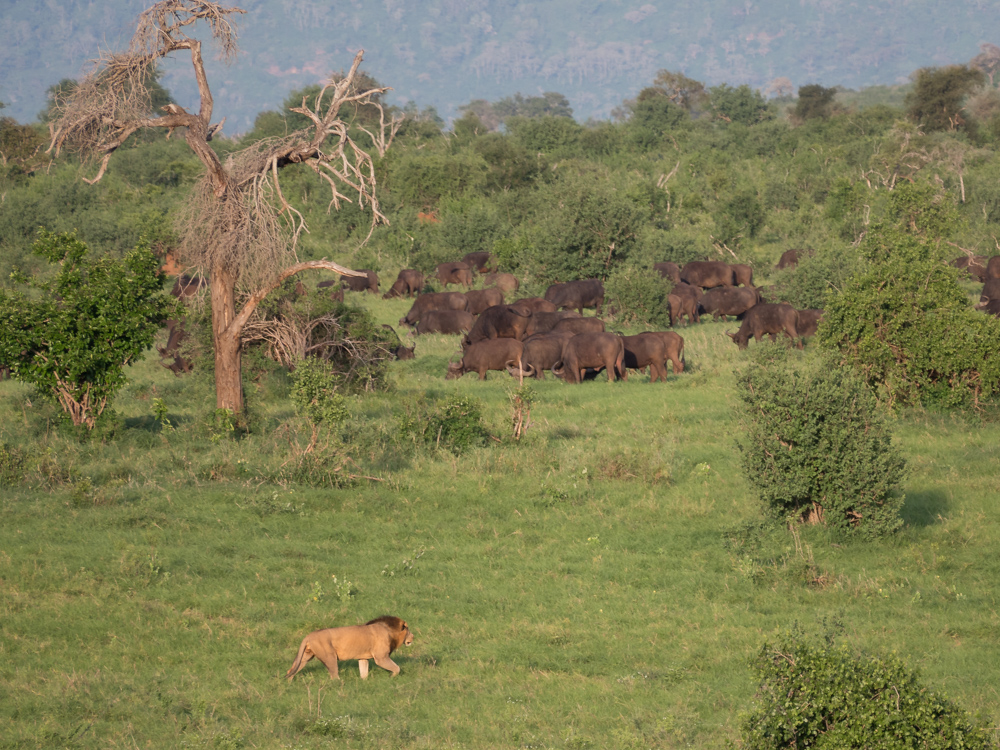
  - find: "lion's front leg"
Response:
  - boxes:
[373,655,401,676]
[358,659,369,679]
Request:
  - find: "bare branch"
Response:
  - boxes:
[230,260,366,335]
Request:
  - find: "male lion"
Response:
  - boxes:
[285,615,414,681]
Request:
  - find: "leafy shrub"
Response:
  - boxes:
[733,345,906,537]
[714,189,766,245]
[825,178,871,241]
[388,150,488,208]
[741,632,992,749]
[708,84,775,126]
[290,358,349,427]
[506,115,583,154]
[0,230,176,432]
[767,246,857,310]
[521,169,649,281]
[819,222,1000,407]
[437,196,505,255]
[399,394,490,454]
[604,266,669,327]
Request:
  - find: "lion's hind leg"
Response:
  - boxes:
[314,648,340,680]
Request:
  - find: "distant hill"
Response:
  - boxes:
[1,0,995,132]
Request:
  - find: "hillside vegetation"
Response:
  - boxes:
[1,0,997,128]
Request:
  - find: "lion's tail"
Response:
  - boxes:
[285,637,310,680]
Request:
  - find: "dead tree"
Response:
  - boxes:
[48,0,395,415]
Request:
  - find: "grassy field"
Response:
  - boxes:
[2,290,1000,749]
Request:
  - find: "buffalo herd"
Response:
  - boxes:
[156,248,1000,381]
[396,274,680,383]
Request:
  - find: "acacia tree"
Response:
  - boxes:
[48,0,396,415]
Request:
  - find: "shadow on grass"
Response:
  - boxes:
[901,489,948,528]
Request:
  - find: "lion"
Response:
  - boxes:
[285,615,414,681]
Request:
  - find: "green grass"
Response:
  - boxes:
[2,292,999,748]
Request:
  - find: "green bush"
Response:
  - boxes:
[733,346,906,537]
[290,358,349,427]
[399,394,490,454]
[818,222,1000,407]
[741,633,992,749]
[604,266,669,327]
[0,230,176,432]
[767,246,857,310]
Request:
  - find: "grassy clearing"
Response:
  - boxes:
[2,292,999,748]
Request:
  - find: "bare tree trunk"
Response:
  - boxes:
[211,265,243,413]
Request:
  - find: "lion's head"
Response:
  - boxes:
[366,615,414,650]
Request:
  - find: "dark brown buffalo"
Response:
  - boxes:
[158,318,194,375]
[776,249,801,270]
[415,310,476,336]
[157,319,188,359]
[162,356,193,375]
[400,292,468,326]
[731,263,753,287]
[552,332,625,384]
[461,252,496,273]
[551,317,605,335]
[795,309,824,337]
[726,303,801,350]
[512,296,558,314]
[976,295,1000,316]
[523,310,581,336]
[952,254,988,282]
[622,334,670,382]
[668,293,697,327]
[170,274,207,298]
[343,269,379,293]
[463,304,533,348]
[640,331,684,374]
[669,283,702,325]
[436,262,473,288]
[483,272,520,295]
[680,261,733,289]
[544,279,605,315]
[654,262,681,283]
[981,278,1000,306]
[446,339,524,381]
[382,269,425,299]
[464,287,506,315]
[987,255,1000,280]
[510,332,575,380]
[699,286,759,321]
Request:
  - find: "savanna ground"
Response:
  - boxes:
[2,288,1000,749]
